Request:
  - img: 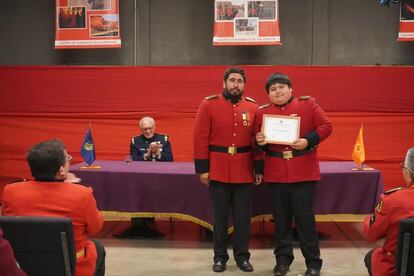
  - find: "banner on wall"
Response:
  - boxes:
[398,0,414,41]
[213,0,281,46]
[55,0,121,49]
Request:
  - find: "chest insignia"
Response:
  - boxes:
[375,200,384,214]
[241,111,252,127]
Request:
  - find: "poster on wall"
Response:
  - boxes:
[55,0,121,49]
[398,0,414,41]
[213,0,281,46]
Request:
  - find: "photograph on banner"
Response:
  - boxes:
[401,0,414,20]
[247,1,276,20]
[68,0,112,10]
[55,0,121,49]
[90,14,119,37]
[398,0,414,41]
[58,7,86,29]
[213,0,281,46]
[235,18,258,37]
[216,1,245,21]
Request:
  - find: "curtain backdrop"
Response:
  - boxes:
[1,66,413,190]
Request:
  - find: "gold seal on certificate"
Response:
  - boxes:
[261,114,301,145]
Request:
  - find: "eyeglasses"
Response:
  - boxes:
[141,127,154,132]
[66,154,73,163]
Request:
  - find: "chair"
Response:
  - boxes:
[396,218,414,276]
[0,216,76,276]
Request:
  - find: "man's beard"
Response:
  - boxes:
[223,88,243,103]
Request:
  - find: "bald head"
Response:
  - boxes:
[139,117,156,139]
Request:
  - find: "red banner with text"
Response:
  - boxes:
[213,0,281,46]
[55,0,121,49]
[398,0,414,41]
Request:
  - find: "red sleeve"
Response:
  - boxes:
[84,187,104,235]
[1,185,15,216]
[312,100,332,142]
[193,99,212,174]
[363,195,390,242]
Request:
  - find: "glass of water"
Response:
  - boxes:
[124,155,132,165]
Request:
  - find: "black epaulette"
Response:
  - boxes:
[245,96,256,103]
[384,187,403,195]
[205,95,219,100]
[259,104,271,109]
[299,96,311,100]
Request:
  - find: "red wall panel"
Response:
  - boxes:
[1,66,413,190]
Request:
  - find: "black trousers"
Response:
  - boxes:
[92,239,106,276]
[364,249,373,276]
[268,181,322,270]
[209,180,252,264]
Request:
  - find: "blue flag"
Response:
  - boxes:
[81,127,96,165]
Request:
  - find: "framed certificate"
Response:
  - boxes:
[261,114,301,145]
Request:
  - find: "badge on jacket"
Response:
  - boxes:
[375,200,384,214]
[242,111,251,127]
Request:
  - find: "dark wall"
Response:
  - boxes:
[0,0,413,65]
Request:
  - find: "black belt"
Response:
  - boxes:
[266,149,313,160]
[209,145,252,155]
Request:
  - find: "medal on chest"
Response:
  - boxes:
[242,111,252,127]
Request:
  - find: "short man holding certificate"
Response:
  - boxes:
[255,73,332,276]
[193,67,260,273]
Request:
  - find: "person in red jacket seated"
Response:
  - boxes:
[363,147,414,276]
[2,139,105,276]
[0,227,27,276]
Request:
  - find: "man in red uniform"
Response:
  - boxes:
[255,73,332,276]
[363,147,414,276]
[2,139,105,276]
[193,67,260,273]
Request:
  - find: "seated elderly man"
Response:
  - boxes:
[2,139,105,276]
[130,116,173,162]
[363,147,414,276]
[113,116,173,239]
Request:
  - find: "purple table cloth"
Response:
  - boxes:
[71,161,383,229]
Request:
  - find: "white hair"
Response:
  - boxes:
[139,117,155,128]
[404,147,414,175]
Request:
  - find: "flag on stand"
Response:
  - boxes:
[352,125,365,165]
[81,126,96,165]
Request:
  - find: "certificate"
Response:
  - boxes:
[261,115,301,145]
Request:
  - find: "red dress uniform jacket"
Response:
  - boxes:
[193,94,258,183]
[2,181,104,276]
[363,186,414,276]
[254,97,332,183]
[0,228,27,276]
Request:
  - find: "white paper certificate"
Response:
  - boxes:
[261,115,301,145]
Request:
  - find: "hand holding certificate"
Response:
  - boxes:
[261,114,300,145]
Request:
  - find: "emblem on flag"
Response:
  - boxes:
[352,125,365,165]
[81,126,96,165]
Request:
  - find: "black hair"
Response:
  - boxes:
[265,73,292,93]
[27,139,66,180]
[223,67,246,82]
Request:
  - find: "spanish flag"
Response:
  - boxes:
[352,125,365,165]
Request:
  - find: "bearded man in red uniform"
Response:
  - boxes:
[255,73,332,276]
[363,147,414,276]
[193,67,261,273]
[2,139,105,276]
